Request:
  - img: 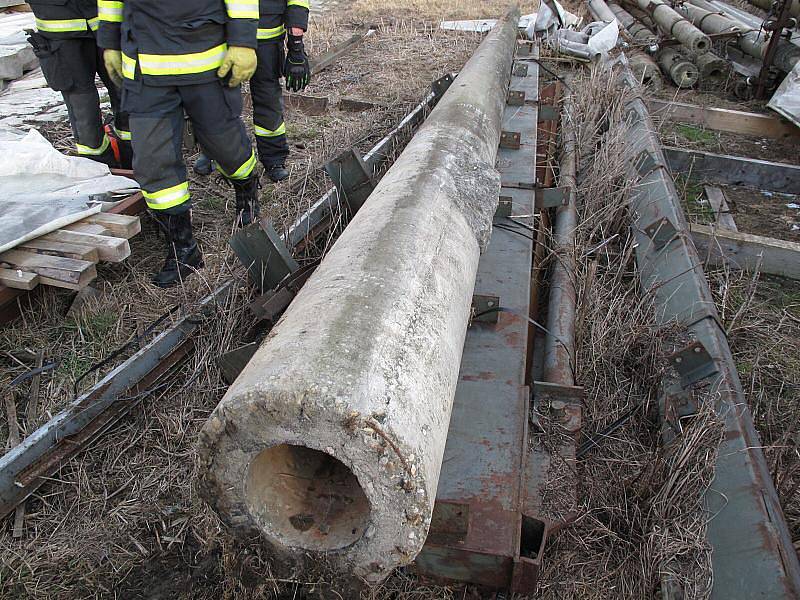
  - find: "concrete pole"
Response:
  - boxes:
[678,3,800,72]
[749,0,800,18]
[635,0,712,54]
[197,9,519,584]
[609,2,658,45]
[696,52,729,85]
[630,51,665,89]
[588,0,618,23]
[658,46,700,87]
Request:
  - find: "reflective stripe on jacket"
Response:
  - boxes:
[258,0,309,43]
[97,0,258,86]
[28,0,98,39]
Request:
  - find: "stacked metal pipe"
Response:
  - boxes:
[634,0,712,54]
[678,2,800,72]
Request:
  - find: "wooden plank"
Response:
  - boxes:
[80,213,141,239]
[0,250,96,289]
[691,223,800,280]
[42,230,130,263]
[0,268,38,291]
[704,186,738,232]
[19,238,99,262]
[107,191,146,216]
[63,222,112,236]
[664,146,800,194]
[649,99,800,140]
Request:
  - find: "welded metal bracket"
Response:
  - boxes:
[324,148,376,214]
[427,501,470,545]
[229,219,299,292]
[495,195,513,218]
[634,148,661,176]
[500,130,522,149]
[508,90,526,106]
[644,216,679,250]
[669,340,719,387]
[218,341,260,384]
[513,61,529,76]
[249,261,319,322]
[472,294,501,323]
[535,185,571,209]
[431,73,456,99]
[664,384,699,423]
[538,105,558,121]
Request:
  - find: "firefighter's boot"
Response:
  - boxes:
[151,210,204,288]
[232,174,260,227]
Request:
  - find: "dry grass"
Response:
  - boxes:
[535,68,724,600]
[350,0,524,21]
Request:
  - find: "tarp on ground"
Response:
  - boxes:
[0,126,139,254]
[768,60,800,130]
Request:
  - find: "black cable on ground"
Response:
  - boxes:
[72,304,181,398]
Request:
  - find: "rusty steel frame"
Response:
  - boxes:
[755,0,795,98]
[414,45,549,595]
[614,54,800,599]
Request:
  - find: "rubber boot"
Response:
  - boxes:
[151,210,204,288]
[265,163,289,183]
[231,175,260,227]
[194,153,214,176]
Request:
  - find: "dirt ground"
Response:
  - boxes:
[1,0,799,599]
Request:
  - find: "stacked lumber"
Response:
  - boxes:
[0,213,140,291]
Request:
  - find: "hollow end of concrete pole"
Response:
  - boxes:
[245,444,371,552]
[197,392,435,584]
[674,63,700,87]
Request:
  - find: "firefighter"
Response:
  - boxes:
[97,0,261,288]
[26,0,132,168]
[249,0,311,182]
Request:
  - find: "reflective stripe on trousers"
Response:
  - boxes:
[143,181,191,211]
[75,133,110,156]
[254,121,285,137]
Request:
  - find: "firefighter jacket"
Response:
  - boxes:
[28,0,99,39]
[96,0,259,86]
[257,0,309,43]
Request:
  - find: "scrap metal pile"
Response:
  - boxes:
[583,0,800,123]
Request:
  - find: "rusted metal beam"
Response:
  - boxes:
[614,53,800,599]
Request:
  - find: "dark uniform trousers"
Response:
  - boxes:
[250,0,309,168]
[27,29,130,164]
[250,42,289,168]
[123,80,257,214]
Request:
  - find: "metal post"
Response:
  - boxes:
[542,97,577,386]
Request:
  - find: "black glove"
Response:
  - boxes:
[284,34,310,93]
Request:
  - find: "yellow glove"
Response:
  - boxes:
[103,49,124,87]
[217,46,257,87]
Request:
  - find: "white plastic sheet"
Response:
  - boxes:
[768,60,800,130]
[0,127,139,253]
[440,13,539,33]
